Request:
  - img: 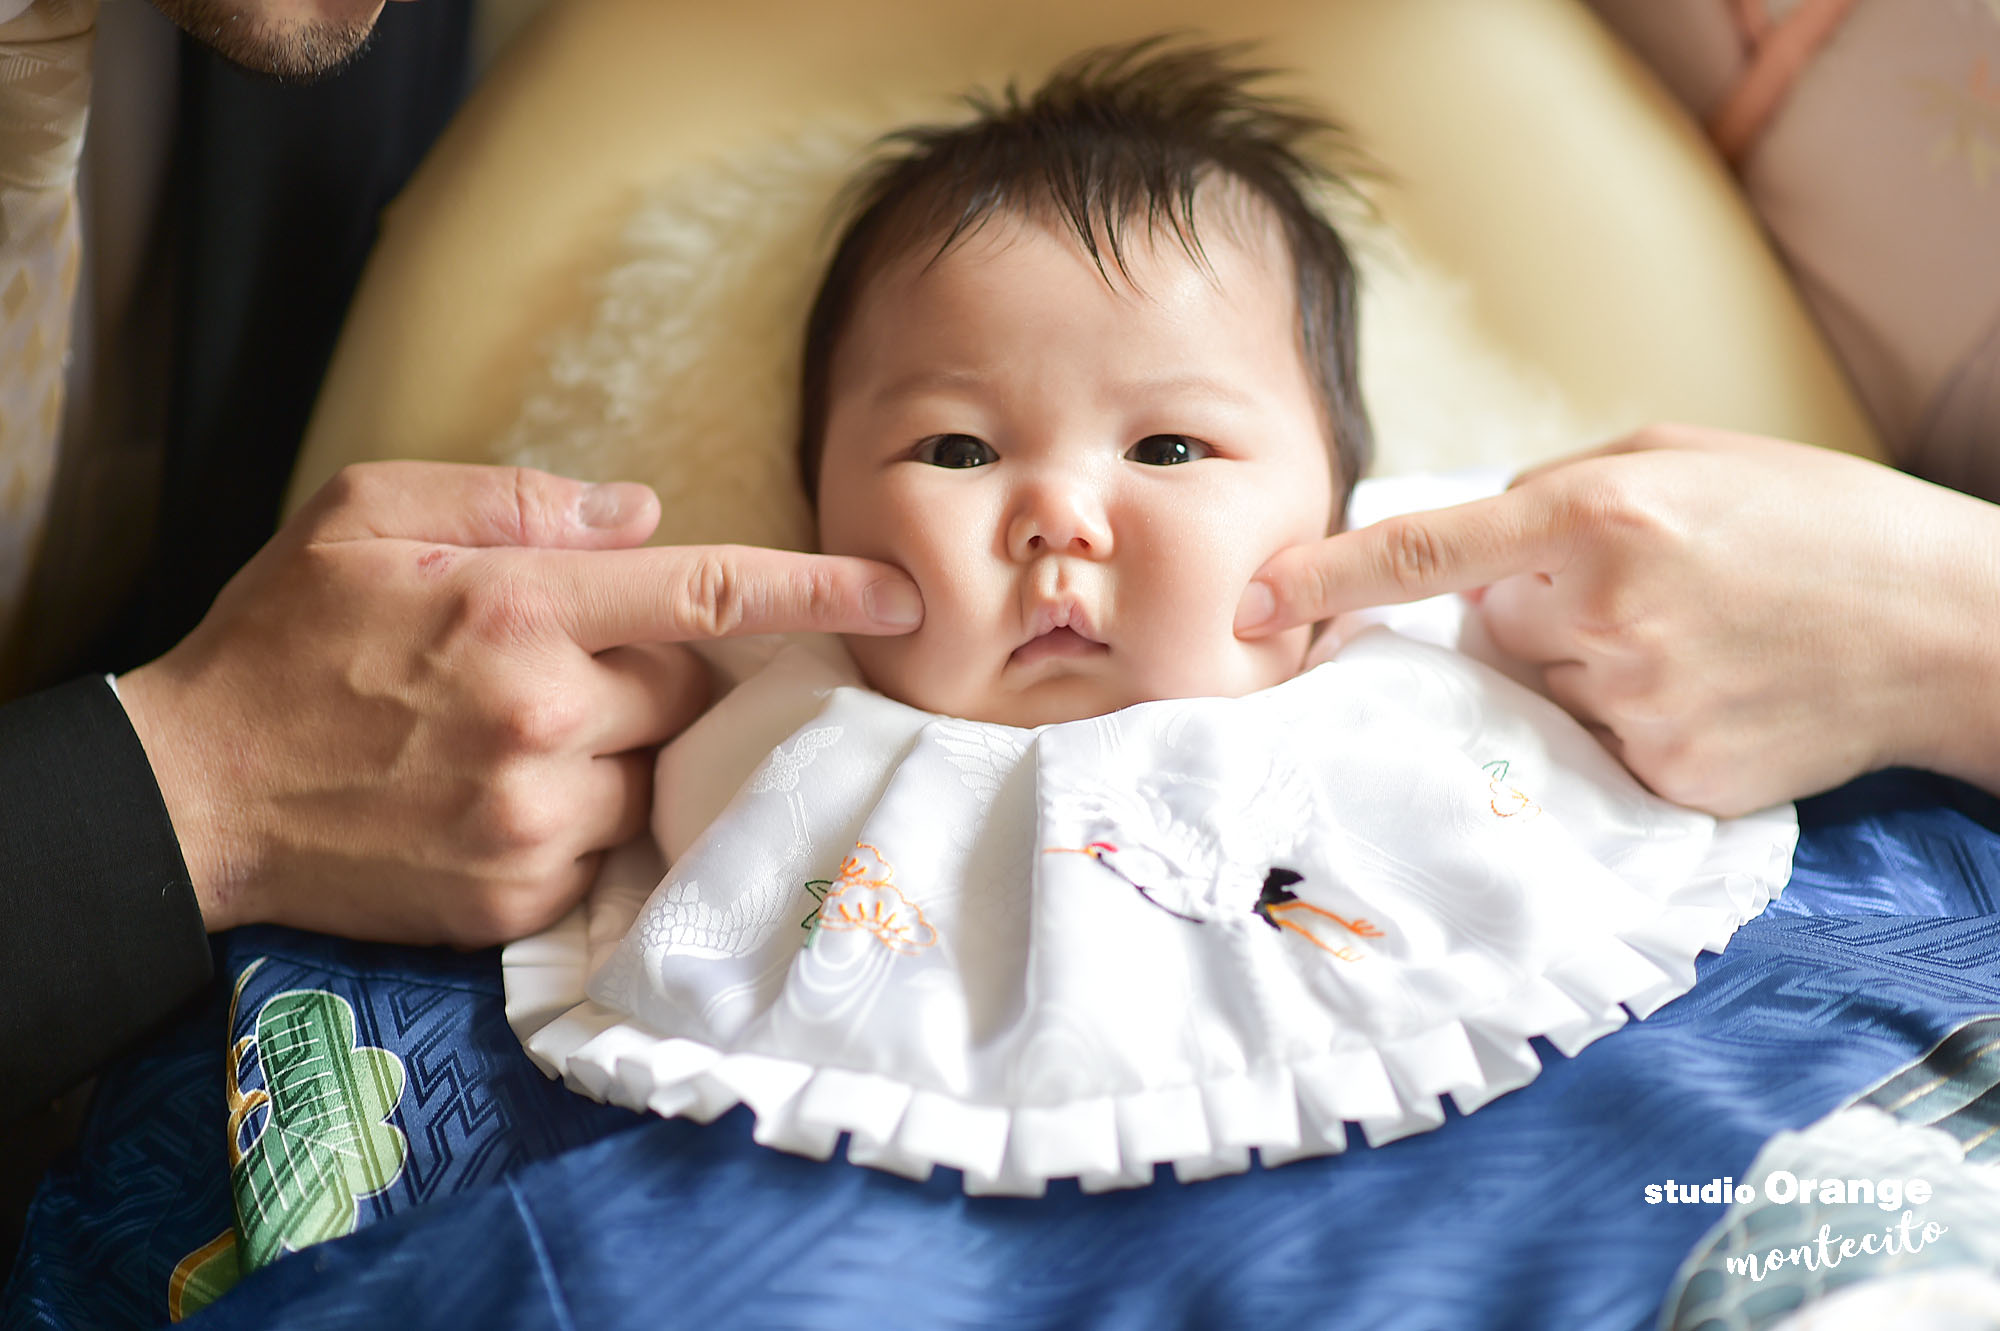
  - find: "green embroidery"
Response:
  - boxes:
[800,878,833,947]
[225,961,409,1273]
[1481,757,1541,819]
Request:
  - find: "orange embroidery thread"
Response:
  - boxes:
[1264,899,1381,960]
[1483,760,1541,820]
[816,842,938,954]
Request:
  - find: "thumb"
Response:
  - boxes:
[300,461,661,550]
[1235,489,1568,637]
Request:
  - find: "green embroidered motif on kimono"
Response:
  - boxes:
[222,961,409,1273]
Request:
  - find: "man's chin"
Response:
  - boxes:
[148,0,381,81]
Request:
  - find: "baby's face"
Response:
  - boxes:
[816,209,1335,727]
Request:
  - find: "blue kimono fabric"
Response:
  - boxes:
[6,768,2000,1331]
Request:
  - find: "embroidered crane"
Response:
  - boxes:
[1046,840,1383,957]
[1035,759,1384,957]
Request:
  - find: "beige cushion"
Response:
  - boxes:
[287,0,1883,549]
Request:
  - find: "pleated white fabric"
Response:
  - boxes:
[505,628,1795,1194]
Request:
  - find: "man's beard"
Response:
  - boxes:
[147,0,378,82]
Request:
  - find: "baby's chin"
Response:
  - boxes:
[952,681,1143,729]
[849,663,1139,728]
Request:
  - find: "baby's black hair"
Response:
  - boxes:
[797,36,1373,504]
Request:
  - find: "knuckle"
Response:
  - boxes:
[454,852,594,945]
[794,558,843,626]
[456,665,579,758]
[441,889,546,950]
[1562,469,1675,548]
[436,899,504,950]
[1649,421,1715,453]
[1375,518,1451,598]
[1623,423,1681,453]
[504,465,569,546]
[313,462,389,522]
[1557,472,1631,534]
[1555,492,1673,651]
[679,549,746,638]
[1296,550,1339,620]
[463,767,567,858]
[1633,673,1693,726]
[1605,670,1669,719]
[275,539,388,625]
[1572,588,1650,653]
[493,687,588,755]
[460,568,547,648]
[291,534,349,583]
[1639,737,1722,812]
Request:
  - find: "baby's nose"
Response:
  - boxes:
[1006,482,1113,560]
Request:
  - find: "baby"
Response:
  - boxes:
[800,38,1370,726]
[509,41,1795,1197]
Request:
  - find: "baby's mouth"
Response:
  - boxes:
[1009,624,1109,668]
[1016,603,1112,667]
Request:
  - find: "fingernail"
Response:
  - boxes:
[1234,579,1276,633]
[579,482,641,528]
[864,579,923,628]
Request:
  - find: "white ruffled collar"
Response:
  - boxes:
[506,629,1794,1194]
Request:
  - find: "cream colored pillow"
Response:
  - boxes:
[287,0,1882,551]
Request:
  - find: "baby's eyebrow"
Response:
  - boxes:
[870,367,989,408]
[1115,372,1257,409]
[869,368,1256,410]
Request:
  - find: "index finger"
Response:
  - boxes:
[1237,488,1575,637]
[301,461,661,550]
[541,543,925,652]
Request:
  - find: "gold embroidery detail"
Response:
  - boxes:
[816,842,938,954]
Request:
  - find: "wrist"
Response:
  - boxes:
[113,659,255,932]
[1929,614,2000,797]
[1887,488,2000,796]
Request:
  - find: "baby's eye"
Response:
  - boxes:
[916,434,997,468]
[1125,434,1212,466]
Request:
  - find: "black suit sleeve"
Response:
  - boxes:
[0,675,210,1123]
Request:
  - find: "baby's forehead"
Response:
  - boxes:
[840,221,1309,419]
[865,174,1299,302]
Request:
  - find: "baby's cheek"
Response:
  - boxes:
[841,627,963,715]
[839,632,902,698]
[1258,623,1317,684]
[1209,619,1313,697]
[1122,608,1298,701]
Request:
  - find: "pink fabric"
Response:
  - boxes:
[1730,0,1771,47]
[1707,0,1860,165]
[1588,0,2000,502]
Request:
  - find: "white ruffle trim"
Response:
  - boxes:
[507,802,1788,1194]
[505,634,1796,1196]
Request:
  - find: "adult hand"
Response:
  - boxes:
[1236,425,2000,815]
[115,462,925,946]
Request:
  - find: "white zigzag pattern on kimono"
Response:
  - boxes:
[747,725,843,794]
[638,878,788,959]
